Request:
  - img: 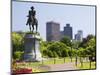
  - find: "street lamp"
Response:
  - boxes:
[75,43,78,66]
[70,40,72,62]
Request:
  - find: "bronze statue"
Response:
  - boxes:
[26,6,38,32]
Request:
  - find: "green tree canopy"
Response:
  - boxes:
[79,34,95,48]
[78,35,96,58]
[47,42,69,57]
[12,32,24,60]
[12,32,24,52]
[13,51,24,60]
[60,36,71,47]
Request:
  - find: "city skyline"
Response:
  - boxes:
[46,21,60,41]
[12,1,96,40]
[63,24,73,39]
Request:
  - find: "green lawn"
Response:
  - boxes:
[41,57,74,65]
[16,57,73,68]
[16,57,96,70]
[77,62,96,69]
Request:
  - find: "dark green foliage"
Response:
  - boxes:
[12,32,96,61]
[12,32,24,60]
[79,34,95,48]
[77,48,85,57]
[42,50,48,57]
[12,32,24,52]
[47,42,69,57]
[78,35,96,60]
[60,36,71,47]
[47,50,54,57]
[68,49,77,57]
[61,49,68,57]
[40,41,69,57]
[87,35,94,41]
[13,51,24,60]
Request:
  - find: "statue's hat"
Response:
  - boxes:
[31,6,34,10]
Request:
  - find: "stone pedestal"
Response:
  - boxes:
[24,33,42,61]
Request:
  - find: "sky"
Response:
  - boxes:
[12,1,96,41]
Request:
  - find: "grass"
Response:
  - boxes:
[15,57,73,72]
[42,57,74,65]
[16,57,78,67]
[15,57,96,72]
[15,57,73,71]
[77,62,96,69]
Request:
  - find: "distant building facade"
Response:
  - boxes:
[63,24,73,39]
[75,30,83,41]
[46,21,60,41]
[60,31,64,39]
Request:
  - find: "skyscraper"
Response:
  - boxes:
[63,24,73,39]
[46,21,60,41]
[75,30,83,41]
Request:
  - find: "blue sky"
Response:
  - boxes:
[12,1,96,40]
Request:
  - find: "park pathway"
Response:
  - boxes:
[47,63,77,71]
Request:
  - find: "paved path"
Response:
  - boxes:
[47,63,77,71]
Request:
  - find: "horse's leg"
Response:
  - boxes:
[32,24,34,33]
[36,24,38,33]
[35,19,38,33]
[29,25,31,32]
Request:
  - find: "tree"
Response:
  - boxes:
[61,49,68,57]
[77,48,85,57]
[87,37,96,48]
[85,46,96,61]
[87,35,94,41]
[79,34,95,48]
[47,50,54,57]
[42,50,48,57]
[47,42,69,58]
[85,37,96,58]
[14,51,24,60]
[79,36,96,61]
[12,32,24,52]
[60,36,71,47]
[12,32,24,59]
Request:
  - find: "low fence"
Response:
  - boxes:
[15,57,96,69]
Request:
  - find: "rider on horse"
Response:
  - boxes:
[26,6,38,32]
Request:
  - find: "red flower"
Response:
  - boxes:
[14,68,32,74]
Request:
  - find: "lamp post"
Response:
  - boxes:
[75,48,78,66]
[70,40,72,62]
[75,41,79,66]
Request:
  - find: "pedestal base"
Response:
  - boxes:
[24,33,42,61]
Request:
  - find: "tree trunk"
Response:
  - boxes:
[64,57,65,63]
[54,58,56,64]
[90,60,91,69]
[75,56,77,66]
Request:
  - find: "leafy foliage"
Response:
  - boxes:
[14,51,24,60]
[78,35,96,60]
[47,42,69,57]
[12,32,24,60]
[60,36,71,46]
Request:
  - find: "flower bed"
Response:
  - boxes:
[13,68,32,74]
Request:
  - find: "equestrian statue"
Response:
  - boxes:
[26,6,38,33]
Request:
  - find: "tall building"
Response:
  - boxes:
[60,31,64,39]
[63,24,73,39]
[75,30,83,41]
[46,21,60,41]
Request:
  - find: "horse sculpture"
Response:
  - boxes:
[26,6,38,33]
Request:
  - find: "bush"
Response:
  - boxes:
[13,51,24,60]
[47,42,69,57]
